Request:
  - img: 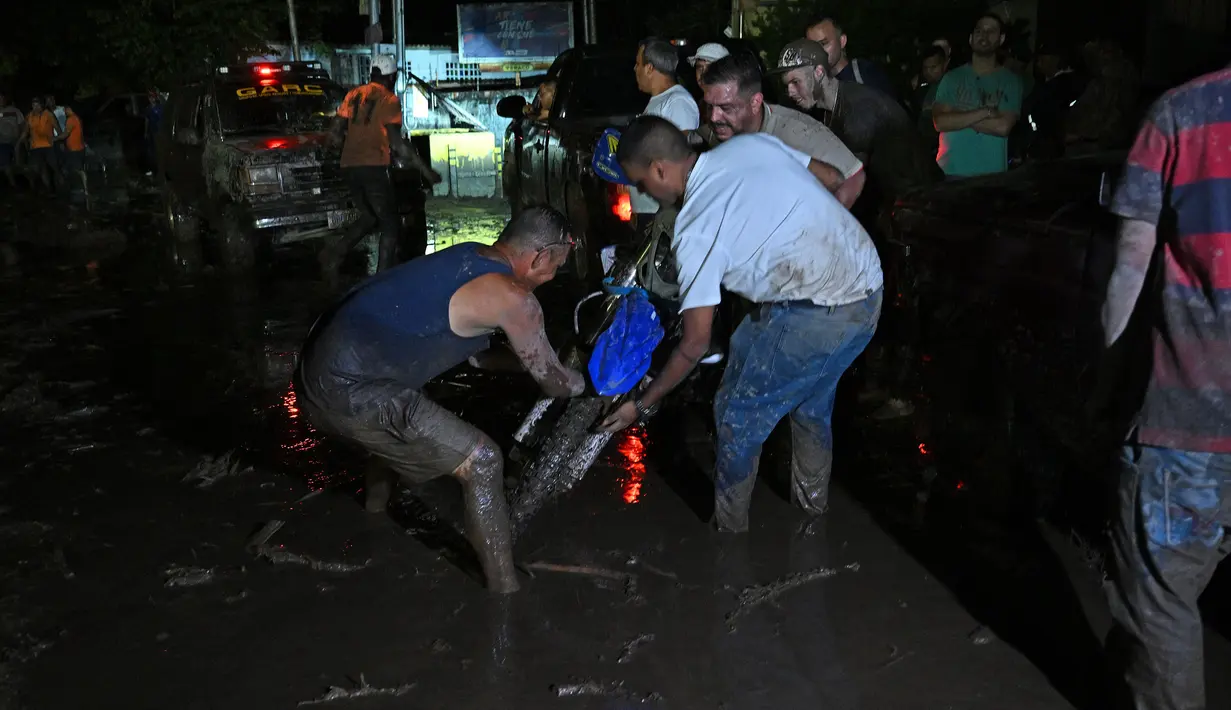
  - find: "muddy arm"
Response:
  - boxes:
[1102,218,1155,347]
[328,116,347,148]
[385,125,441,183]
[501,294,586,398]
[638,306,714,408]
[807,160,863,209]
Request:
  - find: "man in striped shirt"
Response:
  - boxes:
[1102,66,1231,710]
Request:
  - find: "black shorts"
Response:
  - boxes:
[299,384,481,483]
[63,150,86,173]
[28,147,56,170]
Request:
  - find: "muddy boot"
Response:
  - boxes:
[457,438,519,594]
[364,462,397,513]
[713,475,755,533]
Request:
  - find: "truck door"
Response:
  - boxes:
[169,85,207,202]
[519,118,549,206]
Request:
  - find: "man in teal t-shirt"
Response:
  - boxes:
[933,13,1023,177]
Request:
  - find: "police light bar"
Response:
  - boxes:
[216,61,324,76]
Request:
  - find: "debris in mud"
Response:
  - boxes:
[428,638,452,654]
[298,674,415,706]
[725,562,861,630]
[525,561,630,582]
[616,633,655,664]
[225,590,250,604]
[248,519,372,573]
[163,565,218,588]
[968,625,996,645]
[552,678,662,703]
[182,450,253,489]
[55,405,109,422]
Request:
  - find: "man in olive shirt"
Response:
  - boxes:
[699,52,865,208]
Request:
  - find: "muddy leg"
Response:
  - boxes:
[364,459,397,513]
[454,435,518,594]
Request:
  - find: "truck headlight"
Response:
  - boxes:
[242,166,281,195]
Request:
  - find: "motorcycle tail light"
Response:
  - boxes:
[607,184,632,223]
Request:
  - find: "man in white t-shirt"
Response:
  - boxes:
[630,37,700,229]
[600,115,883,532]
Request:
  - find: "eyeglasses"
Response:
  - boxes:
[539,231,576,254]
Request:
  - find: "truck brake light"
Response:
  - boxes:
[608,184,632,223]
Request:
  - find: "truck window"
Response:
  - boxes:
[567,57,647,119]
[173,88,202,143]
[217,80,346,135]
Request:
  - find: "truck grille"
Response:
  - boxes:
[285,163,346,194]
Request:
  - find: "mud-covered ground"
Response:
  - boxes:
[1,183,1229,709]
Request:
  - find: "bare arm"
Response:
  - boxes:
[385,125,442,183]
[933,103,993,132]
[832,169,865,209]
[973,111,1019,137]
[807,160,864,208]
[499,293,585,398]
[1102,219,1156,347]
[328,116,347,148]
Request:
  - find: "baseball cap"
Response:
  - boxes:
[688,42,730,66]
[769,38,827,75]
[372,55,398,77]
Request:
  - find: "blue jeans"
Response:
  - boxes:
[712,290,881,532]
[1108,445,1231,710]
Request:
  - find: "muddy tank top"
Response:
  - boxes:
[297,242,512,409]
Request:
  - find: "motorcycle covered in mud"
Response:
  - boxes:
[505,130,723,538]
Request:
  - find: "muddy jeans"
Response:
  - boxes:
[712,290,882,532]
[326,166,401,272]
[1107,444,1231,710]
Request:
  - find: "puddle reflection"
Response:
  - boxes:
[612,427,648,505]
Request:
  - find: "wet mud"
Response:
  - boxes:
[1,185,1230,710]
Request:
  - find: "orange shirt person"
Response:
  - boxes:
[20,97,59,189]
[319,55,439,282]
[59,107,88,180]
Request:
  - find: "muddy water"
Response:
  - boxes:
[2,188,1229,710]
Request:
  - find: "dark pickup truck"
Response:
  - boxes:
[495,46,647,285]
[158,61,427,273]
[890,152,1143,530]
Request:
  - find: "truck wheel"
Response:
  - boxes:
[162,185,203,274]
[219,204,256,273]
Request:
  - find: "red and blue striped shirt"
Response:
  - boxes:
[1111,68,1231,452]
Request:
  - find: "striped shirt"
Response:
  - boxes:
[1111,68,1231,452]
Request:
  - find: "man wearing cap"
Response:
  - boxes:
[631,37,700,231]
[321,54,441,285]
[774,38,940,206]
[806,17,897,99]
[688,42,729,88]
[699,52,865,209]
[599,115,883,533]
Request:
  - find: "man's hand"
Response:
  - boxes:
[600,402,639,433]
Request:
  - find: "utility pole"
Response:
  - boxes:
[287,0,301,61]
[587,0,597,44]
[369,0,382,63]
[393,0,406,95]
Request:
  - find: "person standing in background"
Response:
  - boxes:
[631,37,700,232]
[143,90,162,177]
[58,105,88,194]
[805,17,897,100]
[21,97,59,192]
[913,45,949,159]
[0,94,24,189]
[932,13,1022,177]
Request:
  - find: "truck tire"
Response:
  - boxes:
[218,203,256,273]
[162,184,203,274]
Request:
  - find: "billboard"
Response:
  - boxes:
[457,2,574,73]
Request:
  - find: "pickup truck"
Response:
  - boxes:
[495,46,648,285]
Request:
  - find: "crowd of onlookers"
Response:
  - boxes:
[0,88,165,198]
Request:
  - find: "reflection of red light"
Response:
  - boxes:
[956,481,966,490]
[615,429,647,504]
[266,139,288,149]
[258,66,274,76]
[259,78,277,86]
[918,442,929,455]
[609,185,633,223]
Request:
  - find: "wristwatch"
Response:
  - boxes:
[633,396,653,420]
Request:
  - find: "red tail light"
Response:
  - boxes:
[258,66,274,76]
[608,184,632,223]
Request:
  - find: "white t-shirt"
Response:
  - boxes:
[631,84,700,214]
[674,133,883,311]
